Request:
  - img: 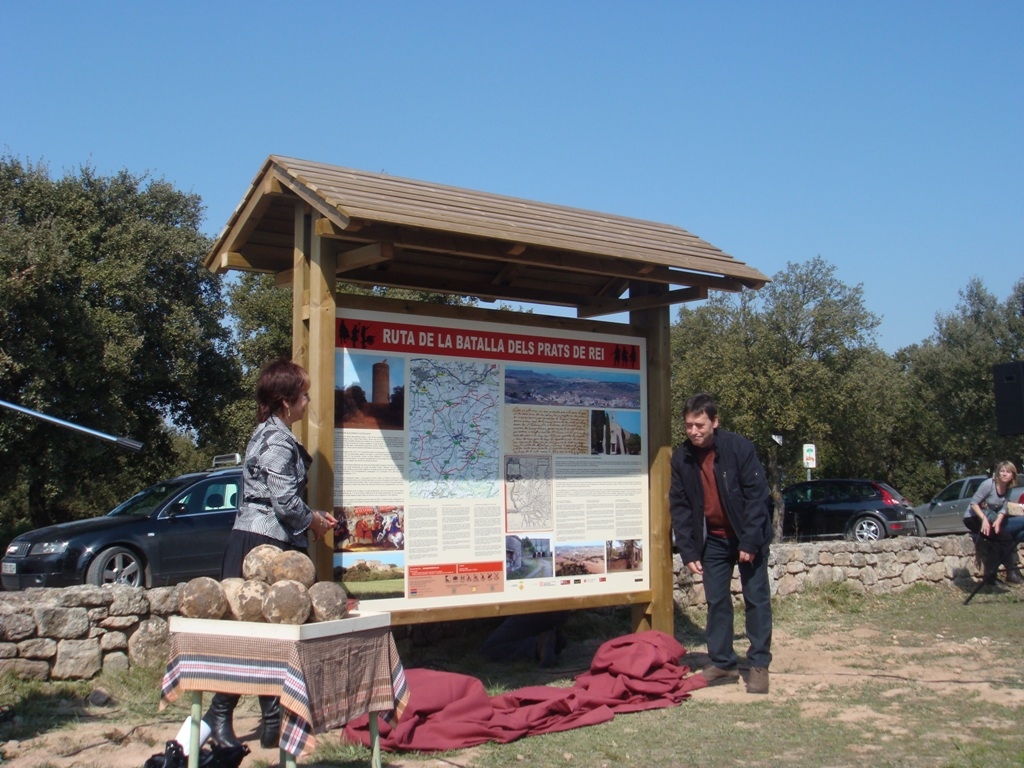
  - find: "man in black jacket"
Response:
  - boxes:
[669,393,773,693]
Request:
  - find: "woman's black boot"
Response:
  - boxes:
[258,695,281,748]
[203,693,243,748]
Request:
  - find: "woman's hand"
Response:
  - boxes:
[309,510,339,541]
[974,505,992,537]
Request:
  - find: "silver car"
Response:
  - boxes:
[912,475,1024,535]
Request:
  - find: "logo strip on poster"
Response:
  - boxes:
[338,318,640,370]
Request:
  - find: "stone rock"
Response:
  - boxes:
[108,586,151,616]
[34,606,90,639]
[308,581,349,622]
[232,580,269,622]
[845,579,867,594]
[99,615,138,630]
[269,550,316,588]
[100,631,128,651]
[0,610,36,642]
[87,607,110,622]
[17,637,57,659]
[53,638,102,679]
[901,562,924,584]
[56,585,113,608]
[243,544,283,582]
[179,577,228,619]
[88,687,114,707]
[924,561,947,581]
[128,617,169,668]
[262,580,311,625]
[220,578,245,618]
[0,657,50,680]
[102,651,130,674]
[147,585,182,615]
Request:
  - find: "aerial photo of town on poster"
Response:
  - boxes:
[330,309,649,612]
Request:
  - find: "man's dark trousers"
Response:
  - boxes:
[702,533,772,669]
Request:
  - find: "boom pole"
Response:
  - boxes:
[0,398,144,452]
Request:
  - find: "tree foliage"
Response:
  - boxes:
[671,257,899,532]
[671,257,1024,517]
[896,277,1024,499]
[3,151,1022,550]
[0,157,240,529]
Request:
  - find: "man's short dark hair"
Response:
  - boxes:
[683,392,718,421]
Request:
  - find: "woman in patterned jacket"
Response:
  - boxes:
[204,359,337,749]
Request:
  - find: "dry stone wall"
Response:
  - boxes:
[0,583,181,681]
[0,536,1008,680]
[674,534,1002,606]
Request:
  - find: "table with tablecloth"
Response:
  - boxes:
[160,612,409,767]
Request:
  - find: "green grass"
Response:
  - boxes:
[0,664,174,747]
[3,584,1023,767]
[370,585,1024,768]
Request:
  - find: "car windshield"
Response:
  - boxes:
[106,478,194,518]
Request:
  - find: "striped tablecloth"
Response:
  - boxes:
[160,625,409,757]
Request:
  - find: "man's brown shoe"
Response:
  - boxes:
[747,666,769,694]
[699,666,739,686]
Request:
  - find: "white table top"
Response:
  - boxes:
[168,609,391,640]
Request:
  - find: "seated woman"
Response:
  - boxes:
[964,461,1024,584]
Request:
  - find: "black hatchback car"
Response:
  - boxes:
[781,479,916,542]
[2,455,241,590]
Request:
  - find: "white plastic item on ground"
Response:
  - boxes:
[173,715,211,756]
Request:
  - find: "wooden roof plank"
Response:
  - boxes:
[269,157,761,276]
[322,220,765,289]
[334,242,394,274]
[205,156,770,310]
[577,286,710,319]
[342,267,589,306]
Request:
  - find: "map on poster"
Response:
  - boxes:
[504,455,552,532]
[407,358,501,499]
[332,308,649,613]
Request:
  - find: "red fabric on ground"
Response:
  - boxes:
[343,629,706,752]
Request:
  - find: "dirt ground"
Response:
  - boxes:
[2,600,1021,768]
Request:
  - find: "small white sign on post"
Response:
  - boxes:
[803,443,817,469]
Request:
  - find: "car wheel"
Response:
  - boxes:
[86,547,147,587]
[848,516,885,542]
[914,515,927,537]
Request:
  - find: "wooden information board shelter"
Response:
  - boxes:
[205,156,768,634]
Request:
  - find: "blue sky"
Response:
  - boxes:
[2,1,1020,352]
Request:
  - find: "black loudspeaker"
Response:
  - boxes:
[993,362,1024,436]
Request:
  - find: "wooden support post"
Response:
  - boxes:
[307,214,338,582]
[291,203,311,446]
[292,205,337,581]
[630,282,674,634]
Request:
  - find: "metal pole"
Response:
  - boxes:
[0,398,144,452]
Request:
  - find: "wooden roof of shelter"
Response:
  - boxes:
[206,155,769,317]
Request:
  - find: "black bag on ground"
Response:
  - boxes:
[143,740,249,768]
[144,740,185,768]
[198,743,250,768]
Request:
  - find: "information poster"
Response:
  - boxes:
[332,309,649,611]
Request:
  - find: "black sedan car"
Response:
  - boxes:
[782,478,916,542]
[2,455,241,590]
